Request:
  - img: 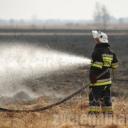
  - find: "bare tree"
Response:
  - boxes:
[101,5,110,30]
[94,2,102,26]
[93,2,110,30]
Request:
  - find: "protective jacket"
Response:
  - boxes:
[89,43,118,86]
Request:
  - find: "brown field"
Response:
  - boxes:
[0,96,127,128]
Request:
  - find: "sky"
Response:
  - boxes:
[0,0,128,20]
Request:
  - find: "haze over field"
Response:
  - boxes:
[0,0,128,20]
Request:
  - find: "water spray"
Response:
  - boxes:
[0,43,91,101]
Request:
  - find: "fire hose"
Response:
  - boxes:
[0,69,119,113]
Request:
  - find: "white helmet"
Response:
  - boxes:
[92,30,108,43]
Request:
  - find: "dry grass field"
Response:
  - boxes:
[0,96,127,128]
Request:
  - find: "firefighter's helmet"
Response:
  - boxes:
[92,30,108,43]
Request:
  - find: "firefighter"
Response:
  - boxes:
[88,30,118,115]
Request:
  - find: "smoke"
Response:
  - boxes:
[0,43,91,100]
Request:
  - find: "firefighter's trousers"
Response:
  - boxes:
[88,85,113,114]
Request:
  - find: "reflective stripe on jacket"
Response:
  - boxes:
[89,43,118,86]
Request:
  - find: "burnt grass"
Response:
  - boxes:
[0,29,128,99]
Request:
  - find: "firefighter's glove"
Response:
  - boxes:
[90,74,97,84]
